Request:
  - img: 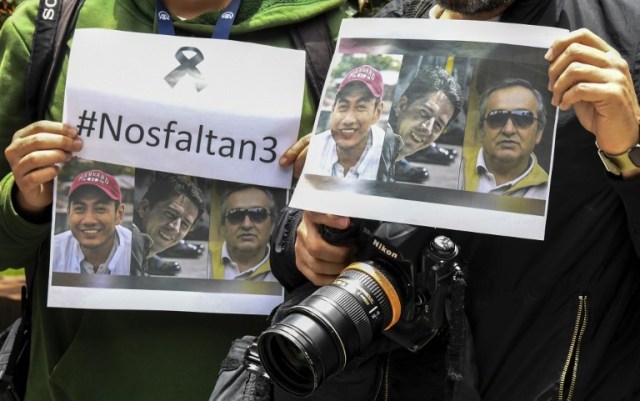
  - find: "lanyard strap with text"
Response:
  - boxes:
[155,0,241,39]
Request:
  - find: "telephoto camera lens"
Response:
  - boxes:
[257,261,404,396]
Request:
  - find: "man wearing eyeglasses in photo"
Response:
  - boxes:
[462,78,549,199]
[210,185,278,282]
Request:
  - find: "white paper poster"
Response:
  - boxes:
[49,29,306,314]
[290,19,569,240]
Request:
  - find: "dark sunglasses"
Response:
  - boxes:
[224,207,270,225]
[483,109,538,129]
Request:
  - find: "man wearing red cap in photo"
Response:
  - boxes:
[52,169,132,275]
[307,64,385,180]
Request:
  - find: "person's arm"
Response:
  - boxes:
[0,5,82,269]
[546,28,640,255]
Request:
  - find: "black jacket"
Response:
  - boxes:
[373,1,640,400]
[270,1,640,400]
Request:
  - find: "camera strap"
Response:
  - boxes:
[3,1,84,398]
[155,0,241,39]
[444,272,481,401]
[209,336,271,401]
[25,0,84,122]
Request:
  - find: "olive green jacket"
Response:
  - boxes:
[0,1,344,399]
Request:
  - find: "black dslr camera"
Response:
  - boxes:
[254,209,466,397]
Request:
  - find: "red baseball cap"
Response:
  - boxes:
[68,169,122,202]
[338,65,384,99]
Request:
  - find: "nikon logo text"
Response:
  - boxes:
[373,239,398,259]
[42,0,58,20]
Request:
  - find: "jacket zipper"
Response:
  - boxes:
[383,352,391,401]
[558,295,589,401]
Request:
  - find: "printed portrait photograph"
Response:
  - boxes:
[292,22,560,240]
[50,168,286,314]
[304,53,404,181]
[381,53,474,190]
[131,168,211,279]
[459,52,554,203]
[208,181,287,285]
[52,159,134,276]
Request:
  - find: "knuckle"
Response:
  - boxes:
[305,240,322,256]
[24,134,41,149]
[565,42,583,58]
[575,27,591,36]
[613,57,629,72]
[565,61,582,75]
[21,172,38,188]
[30,120,49,133]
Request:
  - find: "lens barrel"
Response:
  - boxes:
[257,261,403,396]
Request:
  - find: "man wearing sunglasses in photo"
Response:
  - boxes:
[462,78,549,198]
[211,185,278,281]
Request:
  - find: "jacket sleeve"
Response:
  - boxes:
[0,4,51,271]
[0,2,37,177]
[608,175,640,257]
[0,173,51,270]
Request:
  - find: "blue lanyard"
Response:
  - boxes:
[155,0,241,39]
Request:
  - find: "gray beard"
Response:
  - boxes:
[434,0,515,14]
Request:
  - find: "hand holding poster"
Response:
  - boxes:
[290,18,569,240]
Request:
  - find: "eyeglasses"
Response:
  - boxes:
[483,109,538,129]
[224,207,271,225]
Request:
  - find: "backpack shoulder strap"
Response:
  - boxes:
[25,0,84,122]
[289,14,335,105]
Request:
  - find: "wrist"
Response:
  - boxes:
[596,141,640,178]
[621,167,640,179]
[12,185,52,224]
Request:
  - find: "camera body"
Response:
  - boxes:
[346,220,463,352]
[257,210,466,397]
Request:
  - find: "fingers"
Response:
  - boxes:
[292,146,308,179]
[545,28,613,63]
[279,133,311,178]
[547,41,630,109]
[6,121,81,168]
[294,211,353,286]
[545,28,640,154]
[4,121,82,213]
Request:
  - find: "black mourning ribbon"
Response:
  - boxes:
[164,46,207,92]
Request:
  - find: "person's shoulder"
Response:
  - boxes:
[116,224,133,243]
[52,231,76,254]
[314,129,332,140]
[7,0,39,21]
[0,0,39,44]
[371,124,386,137]
[559,0,640,41]
[54,230,73,241]
[375,0,432,18]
